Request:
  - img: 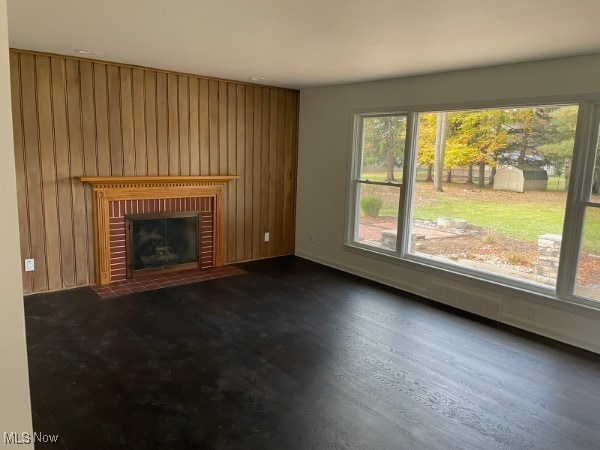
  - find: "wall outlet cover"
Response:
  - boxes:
[24,259,35,272]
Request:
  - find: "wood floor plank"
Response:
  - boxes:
[24,256,600,449]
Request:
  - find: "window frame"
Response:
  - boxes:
[346,100,600,309]
[348,111,411,256]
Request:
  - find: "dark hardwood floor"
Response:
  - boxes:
[24,256,600,449]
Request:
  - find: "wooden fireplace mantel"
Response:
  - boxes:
[79,176,239,285]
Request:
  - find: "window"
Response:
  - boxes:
[348,102,600,306]
[409,105,577,288]
[351,114,407,251]
[575,131,600,301]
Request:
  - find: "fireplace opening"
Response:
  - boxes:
[126,212,202,277]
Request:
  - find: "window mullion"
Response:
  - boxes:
[556,103,600,300]
[398,112,418,257]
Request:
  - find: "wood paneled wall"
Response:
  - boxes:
[9,49,299,294]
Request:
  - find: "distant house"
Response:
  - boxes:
[493,166,548,192]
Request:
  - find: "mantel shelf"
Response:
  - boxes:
[79,175,240,186]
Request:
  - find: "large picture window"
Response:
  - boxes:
[348,102,600,305]
[409,105,577,288]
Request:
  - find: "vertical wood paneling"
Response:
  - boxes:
[120,68,135,175]
[208,80,219,175]
[10,50,299,293]
[132,69,147,176]
[218,81,228,176]
[167,74,179,175]
[260,88,270,256]
[20,54,47,292]
[227,84,237,262]
[283,91,296,254]
[178,76,189,175]
[189,78,199,175]
[65,58,90,287]
[94,64,111,176]
[252,87,262,258]
[268,89,278,257]
[235,85,245,261]
[244,87,254,260]
[107,65,124,175]
[36,56,62,291]
[79,61,98,281]
[144,71,158,176]
[10,53,33,293]
[275,90,286,256]
[199,79,209,175]
[156,72,168,175]
[50,58,76,288]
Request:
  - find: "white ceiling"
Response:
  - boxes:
[7,0,600,89]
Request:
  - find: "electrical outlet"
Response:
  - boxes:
[264,232,270,242]
[309,234,315,244]
[24,258,35,272]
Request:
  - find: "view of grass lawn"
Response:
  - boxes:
[360,173,600,254]
[414,196,565,244]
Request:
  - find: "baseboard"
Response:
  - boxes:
[502,313,600,354]
[295,250,600,355]
[295,250,429,298]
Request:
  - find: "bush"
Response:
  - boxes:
[361,197,383,217]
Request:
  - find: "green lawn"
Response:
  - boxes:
[414,198,564,241]
[360,174,600,254]
[413,196,600,254]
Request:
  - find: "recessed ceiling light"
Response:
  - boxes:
[249,77,265,81]
[74,49,97,55]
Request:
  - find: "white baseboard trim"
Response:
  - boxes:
[295,250,600,355]
[502,314,600,354]
[295,250,429,298]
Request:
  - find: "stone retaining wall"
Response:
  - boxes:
[536,234,562,286]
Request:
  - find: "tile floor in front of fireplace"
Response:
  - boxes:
[92,265,245,299]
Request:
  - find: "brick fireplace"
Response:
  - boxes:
[79,176,239,286]
[110,198,213,282]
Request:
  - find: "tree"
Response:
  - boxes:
[362,116,406,182]
[502,107,551,167]
[433,112,448,192]
[538,105,578,190]
[449,110,509,187]
[417,113,437,181]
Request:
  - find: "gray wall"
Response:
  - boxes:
[296,54,600,353]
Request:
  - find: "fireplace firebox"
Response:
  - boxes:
[126,212,202,278]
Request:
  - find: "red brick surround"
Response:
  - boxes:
[108,197,214,282]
